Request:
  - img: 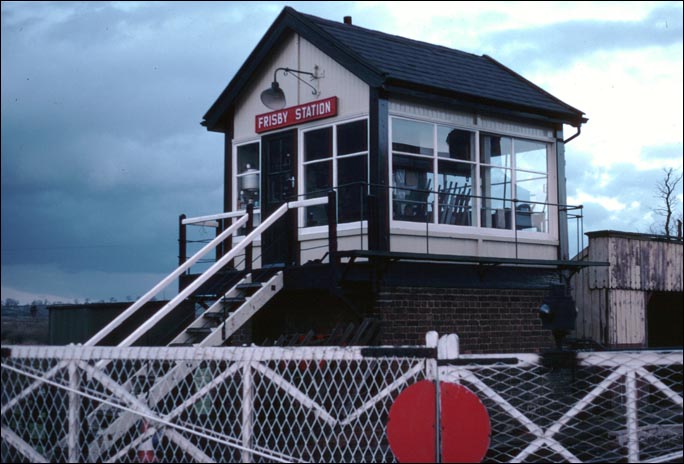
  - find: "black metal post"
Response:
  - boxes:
[215,217,224,262]
[288,206,300,267]
[178,214,187,293]
[245,202,254,273]
[178,214,187,267]
[327,190,338,266]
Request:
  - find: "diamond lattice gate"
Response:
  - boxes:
[1,334,682,463]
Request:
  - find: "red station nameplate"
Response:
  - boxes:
[255,97,338,133]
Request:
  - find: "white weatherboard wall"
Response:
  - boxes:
[231,33,370,256]
[233,33,369,142]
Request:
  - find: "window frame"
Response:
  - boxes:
[298,116,370,235]
[233,140,262,210]
[389,115,557,240]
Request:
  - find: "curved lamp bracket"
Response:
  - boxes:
[260,66,322,110]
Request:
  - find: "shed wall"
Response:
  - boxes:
[572,233,682,347]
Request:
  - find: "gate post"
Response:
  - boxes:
[626,370,640,462]
[241,362,253,463]
[425,331,441,463]
[68,361,81,463]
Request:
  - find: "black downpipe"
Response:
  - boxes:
[563,125,581,144]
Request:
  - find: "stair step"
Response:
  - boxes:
[261,263,286,270]
[169,342,193,347]
[185,327,212,337]
[236,282,263,291]
[203,311,227,322]
[222,297,246,306]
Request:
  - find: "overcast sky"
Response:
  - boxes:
[2,1,682,304]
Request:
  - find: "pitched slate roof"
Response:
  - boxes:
[203,7,586,132]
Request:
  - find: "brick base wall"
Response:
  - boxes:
[373,287,554,353]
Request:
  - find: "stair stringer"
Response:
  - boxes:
[87,271,284,461]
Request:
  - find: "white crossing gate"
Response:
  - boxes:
[1,333,682,463]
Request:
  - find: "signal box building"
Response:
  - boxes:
[182,7,604,353]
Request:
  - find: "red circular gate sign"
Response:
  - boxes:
[387,380,490,463]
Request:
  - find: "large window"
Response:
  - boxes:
[303,119,368,226]
[391,117,550,233]
[480,135,548,232]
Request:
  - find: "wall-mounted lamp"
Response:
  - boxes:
[260,67,321,110]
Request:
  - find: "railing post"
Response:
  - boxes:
[178,214,187,267]
[179,214,187,293]
[215,217,224,261]
[245,202,254,273]
[288,206,300,266]
[327,190,338,266]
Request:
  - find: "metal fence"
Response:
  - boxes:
[2,334,682,463]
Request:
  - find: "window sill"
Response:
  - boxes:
[390,220,558,244]
[299,221,368,240]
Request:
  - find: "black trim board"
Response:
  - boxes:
[337,249,608,270]
[368,87,390,252]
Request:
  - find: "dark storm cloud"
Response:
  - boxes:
[2,2,682,302]
[481,3,683,71]
[1,2,283,300]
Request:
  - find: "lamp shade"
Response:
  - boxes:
[260,81,286,110]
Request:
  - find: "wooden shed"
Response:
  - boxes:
[572,230,683,348]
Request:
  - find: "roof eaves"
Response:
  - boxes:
[482,55,587,126]
[383,80,581,127]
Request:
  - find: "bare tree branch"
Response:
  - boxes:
[653,167,683,238]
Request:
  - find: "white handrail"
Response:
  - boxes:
[4,197,330,414]
[85,214,249,347]
[114,196,328,349]
[182,209,262,225]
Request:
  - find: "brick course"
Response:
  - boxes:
[374,286,554,353]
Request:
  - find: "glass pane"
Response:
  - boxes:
[515,171,547,232]
[392,119,433,156]
[480,135,512,168]
[304,127,332,162]
[392,154,434,222]
[480,166,512,229]
[304,161,331,227]
[437,160,474,226]
[438,127,474,161]
[337,120,368,156]
[338,155,368,223]
[237,143,259,174]
[237,143,260,213]
[515,139,547,173]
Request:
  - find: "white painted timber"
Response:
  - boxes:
[233,33,369,141]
